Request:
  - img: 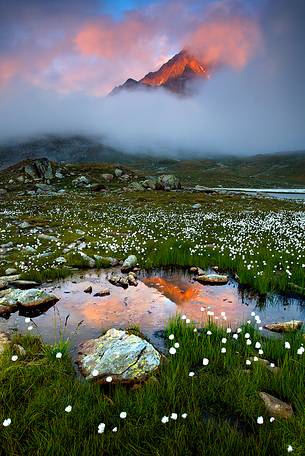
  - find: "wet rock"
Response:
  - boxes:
[5,268,17,276]
[0,332,11,354]
[107,272,129,289]
[259,392,293,419]
[102,173,114,182]
[121,255,138,273]
[195,274,229,285]
[156,175,181,191]
[94,288,110,297]
[77,328,161,384]
[72,176,91,187]
[190,266,205,275]
[84,286,92,294]
[264,320,303,333]
[0,288,58,310]
[128,272,138,286]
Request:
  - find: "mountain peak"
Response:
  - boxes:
[110,49,209,96]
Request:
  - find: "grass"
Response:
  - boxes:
[0,318,304,455]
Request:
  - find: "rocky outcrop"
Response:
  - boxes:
[259,392,293,419]
[24,158,53,181]
[195,274,229,285]
[77,328,161,384]
[264,320,303,333]
[156,175,181,191]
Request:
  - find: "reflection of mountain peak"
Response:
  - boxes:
[110,49,210,96]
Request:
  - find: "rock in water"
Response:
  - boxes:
[107,273,129,289]
[264,320,303,333]
[259,392,293,419]
[84,286,92,294]
[0,288,58,310]
[121,255,137,272]
[77,328,161,383]
[94,288,110,297]
[195,274,229,285]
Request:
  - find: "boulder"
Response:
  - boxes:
[72,176,91,188]
[259,392,293,419]
[195,274,229,285]
[24,158,53,181]
[121,255,137,273]
[156,175,181,191]
[128,182,145,191]
[114,168,123,177]
[0,288,58,310]
[128,271,138,286]
[107,272,129,289]
[5,268,17,276]
[142,178,157,190]
[77,328,161,384]
[94,288,110,297]
[264,320,303,333]
[102,173,114,182]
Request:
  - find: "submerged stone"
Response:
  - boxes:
[259,392,293,419]
[77,328,161,383]
[195,274,229,285]
[264,320,303,333]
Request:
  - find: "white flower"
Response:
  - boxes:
[245,333,250,339]
[170,413,178,420]
[169,334,175,340]
[193,328,197,333]
[226,328,232,334]
[206,330,212,336]
[237,328,242,333]
[106,376,112,383]
[11,355,18,362]
[207,311,214,316]
[186,319,191,324]
[25,317,31,323]
[287,445,293,453]
[246,339,252,346]
[27,325,33,331]
[285,342,291,349]
[221,347,226,354]
[174,342,180,348]
[56,352,62,359]
[247,320,251,324]
[221,338,227,344]
[161,416,169,423]
[253,356,258,362]
[120,412,127,419]
[181,315,187,320]
[258,349,264,355]
[270,417,275,422]
[200,307,205,312]
[246,360,251,366]
[92,369,99,377]
[189,371,195,377]
[269,363,275,368]
[202,358,209,366]
[181,413,187,419]
[251,311,256,317]
[65,405,72,413]
[255,342,261,349]
[258,326,263,331]
[3,418,11,427]
[169,347,176,355]
[233,334,238,340]
[98,423,105,434]
[297,347,304,355]
[221,312,226,317]
[257,416,264,425]
[112,427,118,432]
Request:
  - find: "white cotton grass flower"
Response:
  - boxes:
[221,312,226,317]
[181,413,187,419]
[245,333,250,339]
[255,342,261,349]
[206,330,212,336]
[92,369,99,377]
[170,413,178,420]
[106,376,112,383]
[233,334,238,340]
[168,334,175,340]
[285,342,291,349]
[27,325,33,331]
[174,342,180,348]
[256,416,264,425]
[161,416,169,423]
[269,363,275,368]
[270,417,275,422]
[11,355,18,362]
[221,347,226,354]
[237,328,242,334]
[169,347,176,355]
[246,360,251,366]
[246,339,252,346]
[65,405,72,413]
[297,347,304,355]
[221,338,227,344]
[287,445,293,452]
[226,328,232,333]
[189,371,195,377]
[258,326,263,331]
[202,358,209,366]
[193,328,197,332]
[253,356,258,362]
[3,418,11,427]
[181,315,187,320]
[112,427,117,432]
[200,307,205,312]
[56,352,62,359]
[258,349,264,355]
[25,317,31,323]
[186,319,191,324]
[251,311,256,317]
[98,422,105,434]
[120,412,127,419]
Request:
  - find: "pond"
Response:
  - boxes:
[1,268,304,354]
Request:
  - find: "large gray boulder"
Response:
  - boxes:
[0,288,58,312]
[121,255,137,272]
[72,176,91,187]
[24,158,53,181]
[156,175,181,191]
[77,328,161,384]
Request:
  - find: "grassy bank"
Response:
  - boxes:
[0,318,304,455]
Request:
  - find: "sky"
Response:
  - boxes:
[0,0,305,155]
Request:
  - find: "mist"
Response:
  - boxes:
[0,0,305,157]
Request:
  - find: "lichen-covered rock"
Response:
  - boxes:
[128,182,145,192]
[121,255,137,272]
[0,288,58,309]
[156,175,181,191]
[24,158,53,181]
[264,320,303,333]
[72,176,91,187]
[259,392,293,419]
[195,274,229,285]
[102,173,114,182]
[77,328,161,383]
[114,168,123,177]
